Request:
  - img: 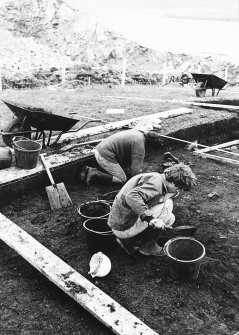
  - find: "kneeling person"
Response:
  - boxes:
[107,163,196,256]
[79,121,161,185]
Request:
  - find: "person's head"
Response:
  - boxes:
[164,163,196,192]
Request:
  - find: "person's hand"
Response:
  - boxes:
[149,218,165,229]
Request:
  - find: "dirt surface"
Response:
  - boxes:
[0,86,239,334]
[0,143,239,335]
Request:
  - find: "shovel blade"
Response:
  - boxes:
[46,185,62,210]
[56,183,72,208]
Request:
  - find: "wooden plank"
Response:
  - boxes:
[0,107,192,187]
[58,107,192,143]
[160,134,239,159]
[0,213,158,335]
[190,102,239,111]
[195,139,239,153]
[193,151,239,165]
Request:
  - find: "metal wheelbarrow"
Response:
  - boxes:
[191,73,229,97]
[1,100,103,147]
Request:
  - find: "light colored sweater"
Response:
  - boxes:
[107,172,167,231]
[96,129,145,176]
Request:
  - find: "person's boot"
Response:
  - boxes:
[86,167,113,185]
[116,237,140,255]
[138,227,165,256]
[163,152,179,164]
[139,243,164,256]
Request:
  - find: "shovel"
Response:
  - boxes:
[40,154,72,210]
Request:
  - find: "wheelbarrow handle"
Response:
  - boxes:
[40,154,56,187]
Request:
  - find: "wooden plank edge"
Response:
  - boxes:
[0,213,158,335]
[0,107,192,186]
[190,102,239,111]
[193,151,239,165]
[194,139,239,153]
[0,153,95,186]
[57,107,192,143]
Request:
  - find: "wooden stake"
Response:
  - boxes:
[0,69,2,92]
[121,57,127,88]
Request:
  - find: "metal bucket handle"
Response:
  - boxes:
[12,136,30,149]
[83,220,113,235]
[78,200,111,219]
[163,237,205,263]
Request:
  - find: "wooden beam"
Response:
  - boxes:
[0,107,192,187]
[190,102,239,111]
[194,139,239,153]
[193,151,239,165]
[58,107,192,143]
[159,134,239,158]
[194,139,239,165]
[0,213,158,335]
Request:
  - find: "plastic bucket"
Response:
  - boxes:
[78,200,111,220]
[83,218,116,254]
[164,237,205,281]
[13,137,42,169]
[0,147,12,169]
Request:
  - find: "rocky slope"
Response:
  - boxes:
[0,0,238,88]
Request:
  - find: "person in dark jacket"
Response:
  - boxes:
[79,121,161,185]
[107,163,196,256]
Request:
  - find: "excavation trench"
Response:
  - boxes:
[0,114,239,335]
[1,115,239,205]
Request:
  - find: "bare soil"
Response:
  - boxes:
[0,144,239,335]
[0,86,239,335]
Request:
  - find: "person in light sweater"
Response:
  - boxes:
[107,163,196,256]
[79,120,162,185]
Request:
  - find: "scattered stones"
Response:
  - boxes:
[208,192,220,198]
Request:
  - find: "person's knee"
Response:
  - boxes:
[165,198,173,212]
[165,213,175,227]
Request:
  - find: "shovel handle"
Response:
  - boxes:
[40,154,55,186]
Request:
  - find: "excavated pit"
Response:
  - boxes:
[1,115,239,204]
[0,114,239,335]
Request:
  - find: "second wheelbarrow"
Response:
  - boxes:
[191,73,229,97]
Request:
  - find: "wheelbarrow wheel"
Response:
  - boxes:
[180,74,190,85]
[195,82,206,97]
[2,117,31,147]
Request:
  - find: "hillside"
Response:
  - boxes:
[0,0,238,88]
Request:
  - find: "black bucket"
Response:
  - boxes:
[164,237,205,281]
[83,218,116,254]
[78,201,111,220]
